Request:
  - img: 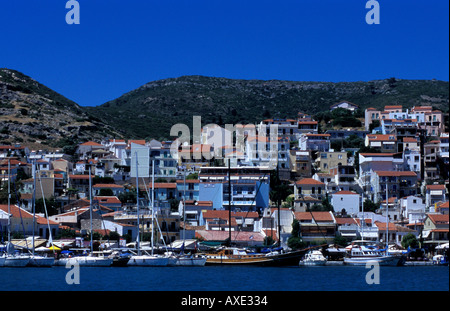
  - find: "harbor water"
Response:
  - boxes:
[1,265,448,291]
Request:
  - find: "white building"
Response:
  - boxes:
[400,196,426,225]
[331,191,360,216]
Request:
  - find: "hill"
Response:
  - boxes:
[87,75,449,140]
[0,68,123,151]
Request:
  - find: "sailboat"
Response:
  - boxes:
[170,168,206,266]
[54,167,112,267]
[28,162,55,267]
[127,158,169,267]
[1,158,30,267]
[344,183,404,266]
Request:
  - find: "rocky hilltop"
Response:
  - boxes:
[87,75,449,140]
[0,68,123,151]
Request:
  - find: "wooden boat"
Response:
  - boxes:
[202,246,315,266]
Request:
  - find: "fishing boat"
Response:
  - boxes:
[299,249,327,266]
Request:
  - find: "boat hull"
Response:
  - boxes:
[175,256,206,266]
[55,257,113,267]
[344,255,403,266]
[204,249,309,266]
[28,256,55,267]
[127,255,169,266]
[4,256,30,267]
[300,260,327,266]
[0,256,6,267]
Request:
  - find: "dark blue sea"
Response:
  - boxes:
[1,265,448,291]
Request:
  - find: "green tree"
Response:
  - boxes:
[401,233,419,249]
[287,219,306,250]
[35,197,59,216]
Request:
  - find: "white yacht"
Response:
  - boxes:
[343,240,403,266]
[300,249,327,266]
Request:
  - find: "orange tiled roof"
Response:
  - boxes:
[296,178,325,186]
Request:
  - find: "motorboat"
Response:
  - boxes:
[299,250,327,266]
[343,240,404,266]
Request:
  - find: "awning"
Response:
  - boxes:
[47,245,62,251]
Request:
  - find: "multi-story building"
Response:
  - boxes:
[198,166,270,212]
[425,184,447,210]
[299,133,330,152]
[315,151,347,173]
[365,134,398,153]
[149,140,178,178]
[358,152,406,193]
[370,170,418,203]
[289,150,312,178]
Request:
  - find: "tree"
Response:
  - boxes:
[35,197,59,216]
[363,199,379,213]
[401,233,419,249]
[287,219,306,250]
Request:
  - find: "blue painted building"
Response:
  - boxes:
[198,166,271,212]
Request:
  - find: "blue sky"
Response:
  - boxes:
[0,0,448,107]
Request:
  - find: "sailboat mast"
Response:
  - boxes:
[385,179,389,250]
[136,152,141,256]
[361,191,364,241]
[151,159,155,256]
[32,161,36,256]
[183,165,186,243]
[7,158,11,243]
[228,159,231,246]
[89,166,93,254]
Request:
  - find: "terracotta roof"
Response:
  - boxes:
[202,210,259,219]
[335,217,358,225]
[93,184,124,188]
[427,214,449,225]
[426,184,446,190]
[93,196,122,204]
[374,171,417,177]
[403,137,419,142]
[367,134,397,141]
[438,201,449,209]
[294,212,334,222]
[375,221,397,232]
[0,204,58,225]
[80,141,102,146]
[296,178,325,186]
[146,183,177,189]
[333,191,358,195]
